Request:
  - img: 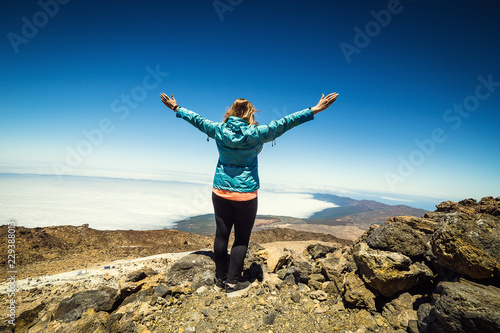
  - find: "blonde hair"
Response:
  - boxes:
[223,98,258,125]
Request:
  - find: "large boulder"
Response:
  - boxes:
[430,280,500,332]
[165,252,215,287]
[351,309,383,332]
[13,303,45,333]
[54,287,120,322]
[476,196,500,216]
[431,211,500,279]
[319,248,355,294]
[343,271,377,311]
[381,292,419,331]
[366,222,429,259]
[45,308,112,333]
[353,242,434,297]
[385,215,437,234]
[289,254,314,284]
[266,247,290,272]
[306,243,338,259]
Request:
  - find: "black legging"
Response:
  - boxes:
[212,192,258,284]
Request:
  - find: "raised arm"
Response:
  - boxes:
[257,92,339,143]
[160,92,219,139]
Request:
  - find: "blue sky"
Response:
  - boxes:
[1,0,499,203]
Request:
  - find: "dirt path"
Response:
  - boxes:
[0,250,207,293]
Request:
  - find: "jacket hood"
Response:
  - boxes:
[226,116,249,130]
[222,116,254,147]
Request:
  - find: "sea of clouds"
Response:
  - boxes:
[0,174,337,230]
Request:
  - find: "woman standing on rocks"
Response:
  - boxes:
[160,92,338,297]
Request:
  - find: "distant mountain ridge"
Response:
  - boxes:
[173,193,429,238]
[306,193,428,226]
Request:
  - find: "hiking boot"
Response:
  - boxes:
[214,278,226,292]
[226,281,251,298]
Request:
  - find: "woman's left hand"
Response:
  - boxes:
[311,92,339,114]
[160,93,178,111]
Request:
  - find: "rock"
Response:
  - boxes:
[366,222,429,259]
[187,311,203,322]
[276,266,299,285]
[114,297,157,322]
[323,281,339,295]
[417,303,435,333]
[266,247,290,272]
[298,283,311,293]
[54,287,120,322]
[477,196,500,216]
[262,310,277,326]
[154,283,169,298]
[386,216,437,234]
[196,319,217,333]
[193,270,215,290]
[435,201,475,215]
[381,292,419,330]
[120,290,150,308]
[314,306,327,314]
[407,320,419,333]
[283,270,298,285]
[254,249,268,261]
[195,286,209,294]
[306,243,337,259]
[289,254,313,283]
[320,249,353,279]
[171,284,192,296]
[22,312,51,333]
[136,323,152,333]
[319,249,354,294]
[307,278,323,290]
[184,325,197,333]
[290,292,301,303]
[202,307,219,318]
[118,280,143,300]
[431,280,500,332]
[165,253,215,286]
[126,269,147,282]
[53,308,111,333]
[309,273,326,283]
[352,309,380,332]
[431,212,500,279]
[13,303,45,333]
[309,290,328,301]
[264,273,283,289]
[353,242,434,297]
[276,267,287,280]
[343,271,377,311]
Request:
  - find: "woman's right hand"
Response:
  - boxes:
[311,92,339,114]
[160,93,178,111]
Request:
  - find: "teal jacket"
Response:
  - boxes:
[176,107,314,192]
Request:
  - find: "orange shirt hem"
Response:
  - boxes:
[212,187,258,201]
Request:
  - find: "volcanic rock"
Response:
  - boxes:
[53,287,121,322]
[382,292,419,331]
[431,211,500,279]
[366,222,429,259]
[343,271,377,311]
[431,280,500,332]
[165,252,215,287]
[353,242,434,297]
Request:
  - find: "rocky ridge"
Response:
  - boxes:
[3,196,500,332]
